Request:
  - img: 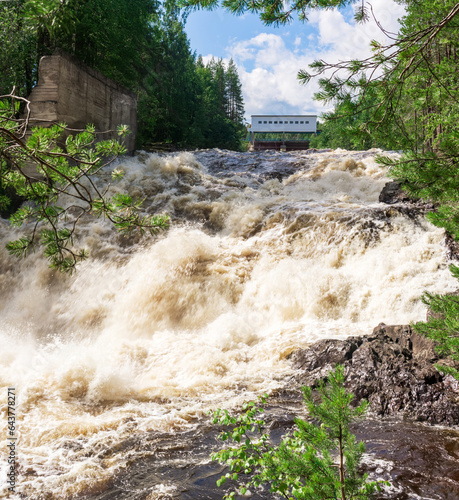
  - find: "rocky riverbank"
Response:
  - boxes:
[290,323,459,425]
[286,180,459,427]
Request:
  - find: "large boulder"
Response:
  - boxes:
[379,181,437,212]
[379,181,412,204]
[289,324,459,425]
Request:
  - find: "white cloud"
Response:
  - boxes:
[236,41,322,117]
[223,0,406,120]
[231,33,290,66]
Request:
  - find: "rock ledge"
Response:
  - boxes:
[290,324,459,425]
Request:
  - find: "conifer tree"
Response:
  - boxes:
[0,0,36,97]
[214,58,228,116]
[212,366,386,499]
[137,0,200,147]
[411,276,459,381]
[225,58,245,126]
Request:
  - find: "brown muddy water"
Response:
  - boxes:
[0,148,458,499]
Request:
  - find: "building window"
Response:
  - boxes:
[264,121,267,124]
[306,121,309,124]
[258,121,262,123]
[279,121,283,124]
[295,121,299,124]
[300,121,304,124]
[290,121,293,124]
[274,121,278,124]
[269,121,272,124]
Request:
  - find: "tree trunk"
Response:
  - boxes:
[338,424,347,500]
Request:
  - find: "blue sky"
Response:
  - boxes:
[186,8,326,71]
[184,1,406,121]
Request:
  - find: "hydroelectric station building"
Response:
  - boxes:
[249,114,317,151]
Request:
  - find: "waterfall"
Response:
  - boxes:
[0,149,456,498]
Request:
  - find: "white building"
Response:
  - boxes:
[250,115,317,133]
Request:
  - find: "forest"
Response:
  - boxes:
[0,0,247,150]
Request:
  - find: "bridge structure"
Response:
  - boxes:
[249,114,317,151]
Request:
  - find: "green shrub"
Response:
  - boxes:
[211,365,387,499]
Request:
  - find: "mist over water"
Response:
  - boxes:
[0,149,457,498]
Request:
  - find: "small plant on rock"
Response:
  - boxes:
[211,365,387,499]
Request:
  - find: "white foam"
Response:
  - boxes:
[0,149,456,497]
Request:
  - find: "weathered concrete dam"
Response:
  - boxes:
[27,49,137,152]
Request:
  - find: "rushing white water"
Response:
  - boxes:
[0,149,456,498]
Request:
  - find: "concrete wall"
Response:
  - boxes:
[27,49,137,152]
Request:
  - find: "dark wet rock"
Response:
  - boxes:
[193,149,304,182]
[379,181,437,212]
[289,323,459,425]
[445,233,459,261]
[379,181,412,204]
[262,165,297,181]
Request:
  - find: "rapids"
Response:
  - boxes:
[0,148,458,498]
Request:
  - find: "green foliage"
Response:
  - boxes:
[0,94,169,273]
[212,366,387,499]
[309,91,392,151]
[308,1,459,154]
[137,3,202,147]
[0,0,37,96]
[0,0,159,95]
[193,56,247,150]
[293,1,458,156]
[411,275,459,381]
[137,9,247,151]
[20,0,158,90]
[2,0,246,150]
[180,0,357,26]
